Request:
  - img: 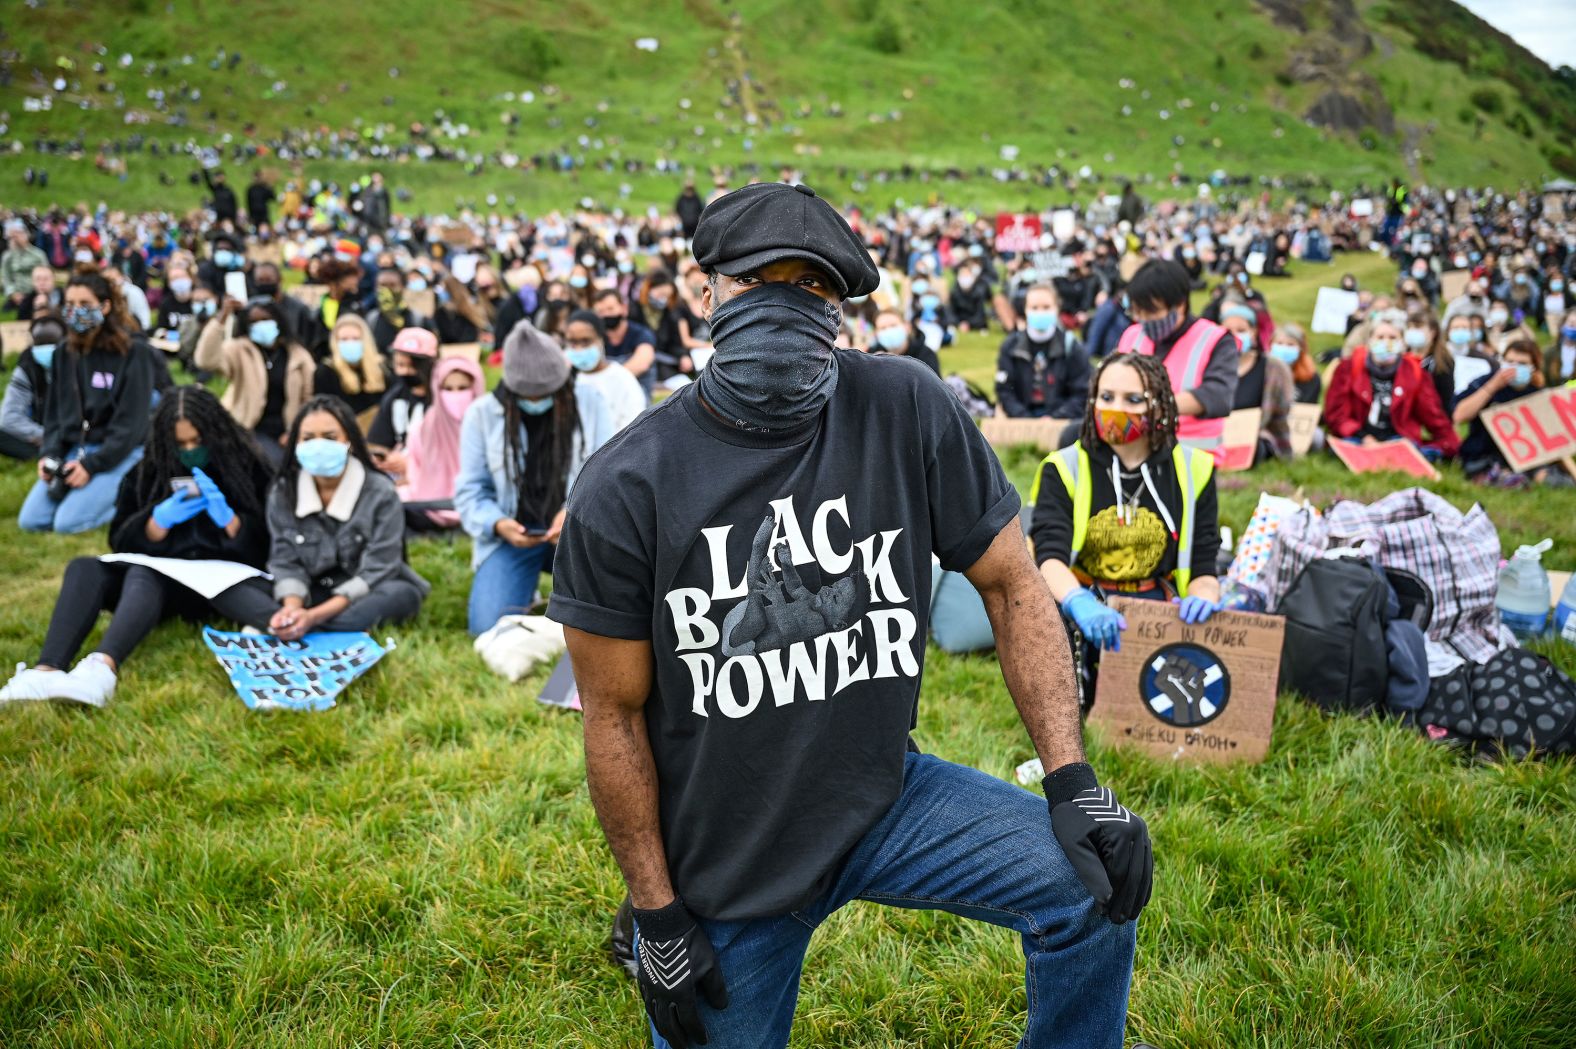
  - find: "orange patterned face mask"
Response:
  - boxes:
[1095,407,1149,445]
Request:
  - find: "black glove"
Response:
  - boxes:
[1044,762,1153,925]
[632,897,729,1048]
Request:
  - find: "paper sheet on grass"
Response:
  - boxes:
[99,554,267,600]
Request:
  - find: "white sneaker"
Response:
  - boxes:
[54,654,117,708]
[0,663,59,704]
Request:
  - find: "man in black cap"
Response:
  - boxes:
[548,182,1150,1049]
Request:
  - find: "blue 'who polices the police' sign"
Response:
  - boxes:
[202,627,389,711]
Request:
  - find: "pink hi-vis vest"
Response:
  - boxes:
[1116,317,1230,457]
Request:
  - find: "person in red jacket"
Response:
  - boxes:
[1323,313,1460,459]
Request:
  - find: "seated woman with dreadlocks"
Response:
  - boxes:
[454,320,614,636]
[1028,351,1223,670]
[0,386,273,708]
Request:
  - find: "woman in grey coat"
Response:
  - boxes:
[209,395,429,636]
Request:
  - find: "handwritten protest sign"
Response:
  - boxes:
[1330,437,1439,480]
[1481,384,1576,472]
[405,288,436,317]
[994,212,1042,254]
[1288,402,1321,456]
[1,321,32,351]
[202,627,389,711]
[1218,408,1262,471]
[439,341,482,361]
[1439,269,1469,305]
[246,242,283,266]
[1091,599,1284,764]
[979,416,1063,450]
[1311,287,1360,335]
[288,284,327,310]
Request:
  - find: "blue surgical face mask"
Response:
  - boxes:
[1025,310,1058,333]
[194,299,216,317]
[1236,329,1255,351]
[517,396,555,415]
[1448,327,1472,347]
[66,305,105,334]
[337,339,365,365]
[214,249,241,270]
[1269,342,1299,366]
[565,347,602,372]
[919,293,941,312]
[406,277,428,293]
[568,275,588,289]
[911,279,930,296]
[875,326,908,351]
[169,277,193,297]
[1512,363,1534,387]
[1234,272,1248,284]
[294,437,349,478]
[1404,328,1429,349]
[29,343,56,370]
[249,319,280,347]
[1369,340,1402,366]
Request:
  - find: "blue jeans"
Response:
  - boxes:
[468,542,554,635]
[18,445,145,534]
[638,753,1137,1049]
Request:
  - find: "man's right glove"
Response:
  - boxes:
[632,897,729,1048]
[1044,762,1153,925]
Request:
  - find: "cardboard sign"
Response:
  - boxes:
[1218,408,1263,471]
[1330,437,1439,480]
[289,284,327,310]
[1,320,32,351]
[1288,402,1321,457]
[439,341,481,361]
[405,288,436,317]
[995,212,1042,254]
[1091,599,1284,764]
[1311,287,1360,335]
[979,416,1065,450]
[246,242,283,266]
[1481,384,1576,472]
[1439,269,1469,305]
[202,627,389,711]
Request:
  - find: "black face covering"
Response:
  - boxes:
[696,281,841,431]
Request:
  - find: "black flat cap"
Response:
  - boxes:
[692,182,879,298]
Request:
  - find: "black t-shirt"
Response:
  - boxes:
[1362,367,1398,441]
[547,351,1019,921]
[1233,352,1266,411]
[366,382,428,448]
[257,345,291,439]
[1458,373,1533,471]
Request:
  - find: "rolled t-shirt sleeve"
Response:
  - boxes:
[547,512,654,640]
[920,374,1021,572]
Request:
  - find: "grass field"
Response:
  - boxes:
[1,255,1574,1047]
[2,0,1571,215]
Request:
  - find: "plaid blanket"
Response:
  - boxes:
[1263,488,1512,664]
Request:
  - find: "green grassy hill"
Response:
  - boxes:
[1,0,1573,214]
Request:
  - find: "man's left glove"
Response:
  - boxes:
[632,897,729,1049]
[1044,762,1153,925]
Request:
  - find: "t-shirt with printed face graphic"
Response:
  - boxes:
[548,350,1019,921]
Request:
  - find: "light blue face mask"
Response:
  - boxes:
[29,343,56,370]
[920,293,941,312]
[1512,363,1534,388]
[1269,342,1299,366]
[214,249,241,270]
[294,437,349,478]
[565,347,602,372]
[337,339,365,365]
[249,319,280,347]
[1448,328,1473,347]
[1025,310,1058,333]
[517,396,555,415]
[568,275,588,289]
[875,326,908,351]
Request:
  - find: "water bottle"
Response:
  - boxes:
[1556,573,1576,643]
[1497,539,1552,640]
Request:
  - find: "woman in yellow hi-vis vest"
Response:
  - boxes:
[1028,353,1222,660]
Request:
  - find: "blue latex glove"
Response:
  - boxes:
[151,490,206,530]
[192,466,234,528]
[1174,595,1222,624]
[1063,587,1128,651]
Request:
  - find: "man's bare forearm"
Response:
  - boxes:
[974,533,1086,772]
[583,703,677,909]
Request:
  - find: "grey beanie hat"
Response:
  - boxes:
[503,319,570,398]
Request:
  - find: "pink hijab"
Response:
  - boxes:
[401,356,485,524]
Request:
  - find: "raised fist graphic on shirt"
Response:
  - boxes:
[720,512,870,657]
